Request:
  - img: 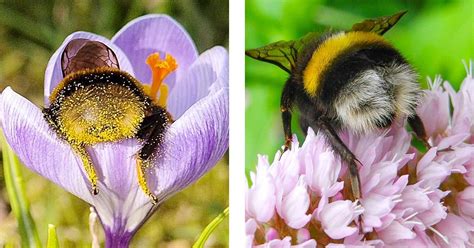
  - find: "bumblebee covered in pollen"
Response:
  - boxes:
[246,11,429,200]
[43,39,176,203]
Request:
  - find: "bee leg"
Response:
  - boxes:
[137,115,161,139]
[137,110,174,140]
[282,109,292,151]
[73,145,99,195]
[408,115,452,152]
[136,157,157,204]
[408,114,431,149]
[312,119,362,201]
[281,79,296,151]
[136,107,169,204]
[312,119,364,232]
[299,114,310,136]
[44,109,100,194]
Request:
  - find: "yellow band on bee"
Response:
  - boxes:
[302,31,391,96]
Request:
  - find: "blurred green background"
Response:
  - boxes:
[0,0,228,247]
[245,0,474,175]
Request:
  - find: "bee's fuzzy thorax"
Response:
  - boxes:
[49,67,144,103]
[302,31,392,97]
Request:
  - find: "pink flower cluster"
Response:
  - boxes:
[246,61,474,247]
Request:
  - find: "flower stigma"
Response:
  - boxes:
[145,53,178,107]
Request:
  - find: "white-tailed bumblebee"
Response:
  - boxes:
[246,11,428,200]
[44,39,173,203]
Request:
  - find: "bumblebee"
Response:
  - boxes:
[246,11,428,200]
[43,39,175,203]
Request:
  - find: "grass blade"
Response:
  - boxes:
[46,224,59,248]
[1,132,42,247]
[0,5,61,49]
[192,207,229,248]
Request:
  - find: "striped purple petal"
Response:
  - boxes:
[152,87,229,203]
[112,14,198,91]
[1,87,92,201]
[168,46,228,118]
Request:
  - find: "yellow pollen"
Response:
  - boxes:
[145,53,177,107]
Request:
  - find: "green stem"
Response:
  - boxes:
[1,132,42,247]
[192,207,229,248]
[46,224,59,248]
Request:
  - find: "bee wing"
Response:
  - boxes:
[61,39,120,77]
[245,32,321,74]
[351,11,407,35]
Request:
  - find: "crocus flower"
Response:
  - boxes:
[246,61,474,247]
[1,14,228,247]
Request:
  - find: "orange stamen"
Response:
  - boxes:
[157,84,169,108]
[145,53,177,105]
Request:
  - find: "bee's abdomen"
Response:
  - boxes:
[45,69,151,145]
[322,46,420,133]
[55,84,146,145]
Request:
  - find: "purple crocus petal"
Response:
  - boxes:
[44,32,134,105]
[112,14,198,89]
[0,87,92,202]
[168,46,228,118]
[85,140,154,233]
[150,88,228,202]
[89,141,142,199]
